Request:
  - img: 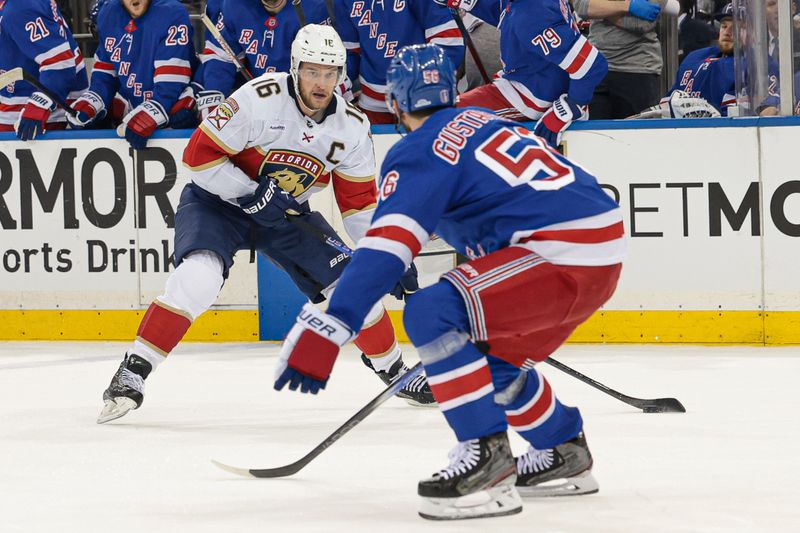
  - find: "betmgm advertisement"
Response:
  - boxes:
[2,122,799,342]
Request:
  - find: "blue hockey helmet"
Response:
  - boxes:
[386,44,457,115]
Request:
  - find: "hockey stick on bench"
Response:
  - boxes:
[0,67,78,117]
[545,357,685,413]
[450,8,491,85]
[213,362,424,478]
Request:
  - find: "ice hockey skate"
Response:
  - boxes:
[417,431,522,520]
[360,353,436,407]
[515,431,599,497]
[97,354,152,424]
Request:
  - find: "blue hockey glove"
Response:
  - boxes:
[390,262,419,300]
[15,92,56,141]
[628,0,661,21]
[169,83,202,129]
[236,176,302,228]
[534,94,585,148]
[274,303,356,394]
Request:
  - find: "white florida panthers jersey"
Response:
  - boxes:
[182,72,377,242]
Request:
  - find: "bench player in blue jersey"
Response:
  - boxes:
[274,43,625,520]
[659,2,779,117]
[68,0,196,149]
[198,0,331,119]
[0,0,88,138]
[435,0,608,148]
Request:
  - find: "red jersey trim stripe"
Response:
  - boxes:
[506,375,555,429]
[522,220,624,244]
[364,226,422,257]
[560,39,598,80]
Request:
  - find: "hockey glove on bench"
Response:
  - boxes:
[236,176,301,228]
[68,91,106,129]
[275,303,356,394]
[15,92,57,141]
[534,94,585,149]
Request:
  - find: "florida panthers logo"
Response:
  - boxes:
[258,150,326,195]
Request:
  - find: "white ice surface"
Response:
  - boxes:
[0,342,797,533]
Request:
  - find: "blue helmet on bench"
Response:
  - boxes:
[386,44,457,115]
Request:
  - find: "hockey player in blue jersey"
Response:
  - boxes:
[335,0,464,124]
[274,44,625,520]
[661,2,779,117]
[198,0,331,119]
[0,0,88,139]
[67,0,196,149]
[436,0,608,148]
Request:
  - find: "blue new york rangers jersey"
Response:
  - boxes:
[89,0,194,116]
[202,0,330,96]
[326,107,625,331]
[0,0,87,129]
[667,46,779,116]
[471,0,606,118]
[335,0,464,113]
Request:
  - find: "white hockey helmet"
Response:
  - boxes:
[290,24,347,88]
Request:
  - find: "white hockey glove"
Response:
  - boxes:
[68,91,106,128]
[665,90,721,118]
[196,90,224,120]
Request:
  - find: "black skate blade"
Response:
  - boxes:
[639,397,686,413]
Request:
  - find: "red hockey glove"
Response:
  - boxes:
[432,0,478,11]
[169,83,201,129]
[120,100,168,150]
[15,92,56,140]
[274,303,356,394]
[534,94,586,148]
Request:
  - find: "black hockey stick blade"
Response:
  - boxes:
[212,362,425,478]
[545,357,686,413]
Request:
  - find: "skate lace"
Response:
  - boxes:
[402,373,428,394]
[516,446,554,475]
[116,368,144,393]
[438,440,481,480]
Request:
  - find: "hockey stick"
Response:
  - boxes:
[213,362,424,478]
[292,0,307,27]
[324,0,337,28]
[450,8,491,85]
[287,213,454,258]
[545,358,686,413]
[200,14,254,81]
[0,67,78,117]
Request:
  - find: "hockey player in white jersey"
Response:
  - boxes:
[98,24,431,424]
